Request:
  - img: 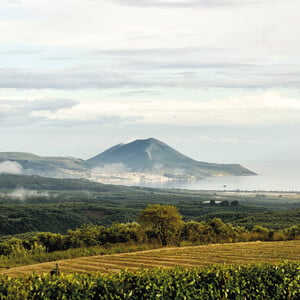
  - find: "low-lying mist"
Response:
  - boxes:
[91,163,128,173]
[0,160,23,175]
[1,187,50,202]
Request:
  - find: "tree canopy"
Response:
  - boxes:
[139,204,183,245]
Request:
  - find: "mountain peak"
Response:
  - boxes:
[87,138,255,177]
[144,137,161,143]
[130,137,163,146]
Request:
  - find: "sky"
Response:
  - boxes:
[0,0,300,163]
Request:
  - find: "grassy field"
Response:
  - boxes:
[1,240,300,277]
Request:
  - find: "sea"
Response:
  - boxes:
[135,160,300,192]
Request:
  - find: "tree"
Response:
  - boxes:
[105,222,142,243]
[208,218,236,241]
[182,221,211,243]
[139,204,183,246]
[34,232,66,252]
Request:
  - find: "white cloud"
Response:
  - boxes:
[34,92,300,126]
[6,187,49,201]
[196,135,259,145]
[1,92,299,127]
[0,61,300,90]
[91,163,128,173]
[0,161,23,174]
[0,0,297,54]
[110,0,257,8]
[0,98,78,125]
[3,0,21,4]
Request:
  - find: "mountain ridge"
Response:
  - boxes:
[0,138,256,179]
[87,138,255,177]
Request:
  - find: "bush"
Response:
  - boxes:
[0,263,299,299]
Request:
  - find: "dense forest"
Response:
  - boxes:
[0,175,300,237]
[0,199,299,236]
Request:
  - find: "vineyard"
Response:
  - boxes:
[0,263,299,299]
[1,240,300,277]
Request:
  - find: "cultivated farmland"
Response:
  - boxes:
[1,240,300,277]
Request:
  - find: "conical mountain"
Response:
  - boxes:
[87,138,255,177]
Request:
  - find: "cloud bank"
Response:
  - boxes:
[0,0,299,162]
[0,98,79,125]
[42,91,300,127]
[0,161,23,174]
[6,187,50,201]
[0,62,299,90]
[1,92,300,128]
[111,0,261,8]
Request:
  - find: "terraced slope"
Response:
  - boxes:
[1,240,300,277]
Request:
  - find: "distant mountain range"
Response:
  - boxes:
[0,138,256,181]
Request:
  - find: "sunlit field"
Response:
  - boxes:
[1,240,299,277]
